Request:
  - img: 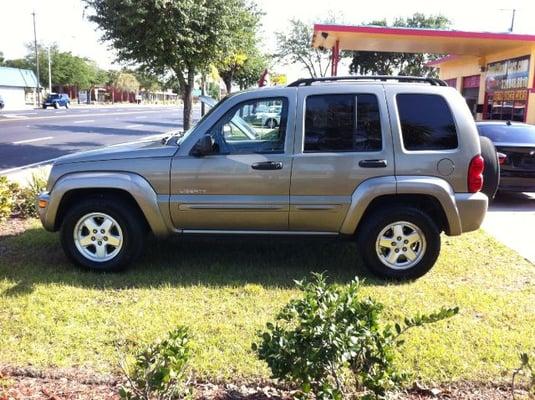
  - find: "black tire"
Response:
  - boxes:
[65,102,69,109]
[60,196,145,272]
[53,102,59,109]
[479,136,500,200]
[42,105,47,109]
[357,206,441,280]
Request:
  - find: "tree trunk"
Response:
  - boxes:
[182,71,195,131]
[224,78,232,95]
[200,74,206,116]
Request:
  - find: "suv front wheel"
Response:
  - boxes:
[357,206,441,280]
[60,197,145,272]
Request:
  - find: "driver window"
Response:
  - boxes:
[210,97,288,154]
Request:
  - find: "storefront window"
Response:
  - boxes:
[444,78,457,87]
[485,56,530,122]
[462,75,480,116]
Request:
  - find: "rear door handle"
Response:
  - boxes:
[251,161,283,170]
[359,159,387,168]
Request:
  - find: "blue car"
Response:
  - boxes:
[43,93,70,109]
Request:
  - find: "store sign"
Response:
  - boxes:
[493,89,528,102]
[486,56,530,93]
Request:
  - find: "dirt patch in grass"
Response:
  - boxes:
[1,365,530,400]
[0,218,34,239]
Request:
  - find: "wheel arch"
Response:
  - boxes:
[340,176,462,236]
[55,188,149,232]
[44,172,170,237]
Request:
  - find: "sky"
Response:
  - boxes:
[1,0,535,81]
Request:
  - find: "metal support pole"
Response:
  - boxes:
[47,47,52,93]
[330,40,340,77]
[32,11,41,106]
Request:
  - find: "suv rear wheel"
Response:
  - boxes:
[60,197,145,272]
[357,206,440,280]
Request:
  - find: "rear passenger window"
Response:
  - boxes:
[397,94,458,151]
[304,94,382,152]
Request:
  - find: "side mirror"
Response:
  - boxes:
[191,134,214,157]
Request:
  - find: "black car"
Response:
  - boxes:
[477,121,535,193]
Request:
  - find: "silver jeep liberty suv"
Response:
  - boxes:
[38,76,489,280]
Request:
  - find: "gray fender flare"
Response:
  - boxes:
[44,172,170,237]
[339,176,462,236]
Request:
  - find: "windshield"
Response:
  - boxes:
[177,95,232,145]
[478,124,535,144]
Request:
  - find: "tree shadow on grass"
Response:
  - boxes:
[0,225,408,296]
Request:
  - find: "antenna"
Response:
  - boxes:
[499,8,517,32]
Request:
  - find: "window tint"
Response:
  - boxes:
[397,94,458,150]
[304,94,382,152]
[477,124,535,144]
[210,97,288,154]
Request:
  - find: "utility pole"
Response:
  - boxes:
[32,11,41,106]
[47,46,52,93]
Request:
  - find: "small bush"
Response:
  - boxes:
[253,273,459,400]
[119,326,192,400]
[0,176,14,221]
[513,352,535,399]
[11,172,47,218]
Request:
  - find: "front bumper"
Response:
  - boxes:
[454,192,488,234]
[37,192,54,231]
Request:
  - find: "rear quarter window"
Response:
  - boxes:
[396,94,458,151]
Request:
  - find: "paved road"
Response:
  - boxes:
[483,191,535,264]
[0,105,198,172]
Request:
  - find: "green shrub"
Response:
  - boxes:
[119,326,192,400]
[513,352,535,399]
[0,176,14,221]
[253,273,459,400]
[11,172,47,218]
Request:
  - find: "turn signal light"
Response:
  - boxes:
[468,155,484,193]
[38,199,48,209]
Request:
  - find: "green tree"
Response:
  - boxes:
[275,19,331,78]
[2,58,32,70]
[2,44,102,89]
[114,72,139,92]
[0,51,5,65]
[85,0,260,130]
[234,51,268,90]
[133,68,163,92]
[215,5,261,94]
[349,13,451,77]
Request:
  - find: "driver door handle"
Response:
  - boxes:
[359,159,387,168]
[251,161,283,170]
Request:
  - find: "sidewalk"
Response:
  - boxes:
[482,192,535,264]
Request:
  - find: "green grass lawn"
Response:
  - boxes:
[0,219,533,384]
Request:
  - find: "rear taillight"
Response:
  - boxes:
[468,155,484,193]
[497,152,507,165]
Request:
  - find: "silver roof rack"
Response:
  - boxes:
[287,75,448,87]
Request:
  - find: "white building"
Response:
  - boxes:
[0,66,38,110]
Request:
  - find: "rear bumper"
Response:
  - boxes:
[454,192,488,234]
